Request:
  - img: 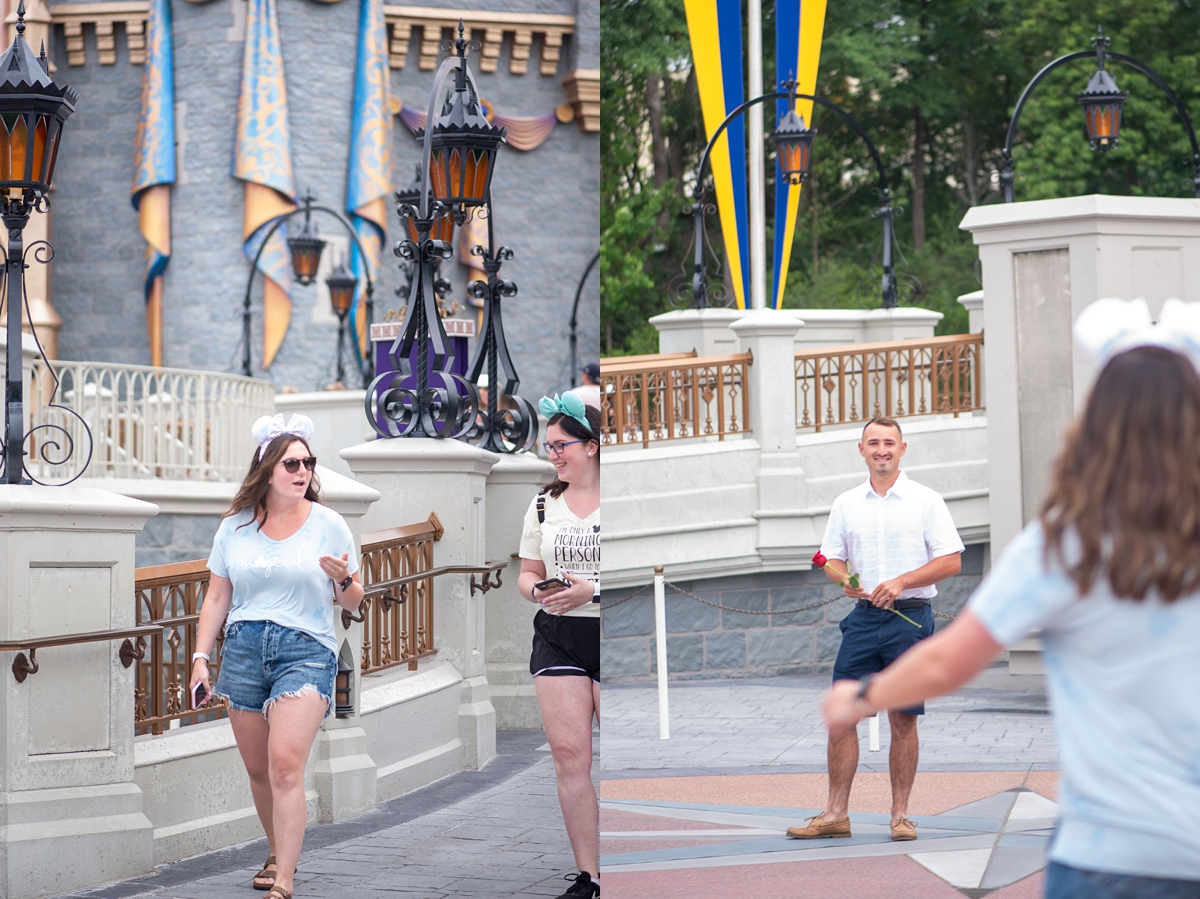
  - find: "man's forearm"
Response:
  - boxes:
[896,553,961,591]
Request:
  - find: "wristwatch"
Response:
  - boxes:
[192,651,210,663]
[338,575,354,591]
[591,581,600,603]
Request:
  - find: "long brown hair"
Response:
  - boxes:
[225,435,321,531]
[1040,345,1200,601]
[543,405,601,498]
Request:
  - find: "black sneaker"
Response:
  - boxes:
[554,871,599,898]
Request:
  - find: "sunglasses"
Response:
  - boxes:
[281,456,317,473]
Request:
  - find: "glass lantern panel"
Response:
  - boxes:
[468,148,490,203]
[430,148,450,201]
[10,116,27,181]
[0,123,9,181]
[447,147,463,202]
[33,116,47,183]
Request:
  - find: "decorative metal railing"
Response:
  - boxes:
[131,513,444,734]
[347,514,444,674]
[599,352,752,448]
[795,334,984,432]
[28,360,274,481]
[134,559,217,736]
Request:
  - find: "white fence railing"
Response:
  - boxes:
[29,361,275,481]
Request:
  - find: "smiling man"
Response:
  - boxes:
[786,417,964,843]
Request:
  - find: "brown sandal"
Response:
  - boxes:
[265,887,292,899]
[252,856,276,890]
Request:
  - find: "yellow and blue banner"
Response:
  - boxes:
[772,0,827,308]
[233,0,296,371]
[131,0,174,367]
[346,0,392,368]
[684,0,749,309]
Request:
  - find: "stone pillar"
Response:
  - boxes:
[649,308,742,356]
[342,438,499,769]
[957,289,986,410]
[729,309,811,566]
[0,487,158,899]
[312,468,380,823]
[961,194,1200,556]
[484,452,555,729]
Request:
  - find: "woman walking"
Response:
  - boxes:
[518,394,601,898]
[190,413,363,899]
[822,298,1200,898]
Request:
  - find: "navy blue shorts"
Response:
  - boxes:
[832,602,935,715]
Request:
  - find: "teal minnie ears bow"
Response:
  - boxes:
[539,393,589,427]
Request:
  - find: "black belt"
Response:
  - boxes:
[857,599,930,611]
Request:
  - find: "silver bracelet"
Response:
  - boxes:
[192,651,210,663]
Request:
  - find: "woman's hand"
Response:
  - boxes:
[537,578,594,616]
[319,552,353,586]
[188,659,211,708]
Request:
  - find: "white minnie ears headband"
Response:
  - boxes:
[1074,297,1200,368]
[251,413,314,461]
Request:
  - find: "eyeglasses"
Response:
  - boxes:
[543,440,585,455]
[281,457,317,473]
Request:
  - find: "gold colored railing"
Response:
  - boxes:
[600,352,752,448]
[795,334,984,432]
[134,559,219,736]
[131,513,445,734]
[353,514,444,674]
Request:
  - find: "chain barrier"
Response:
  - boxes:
[603,578,959,621]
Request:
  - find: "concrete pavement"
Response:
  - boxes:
[600,664,1060,898]
[54,730,591,899]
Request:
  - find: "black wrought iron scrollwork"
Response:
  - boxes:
[470,566,503,595]
[671,201,732,309]
[462,216,538,455]
[1,201,92,485]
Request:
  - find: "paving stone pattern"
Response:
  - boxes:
[602,544,987,681]
[55,730,593,899]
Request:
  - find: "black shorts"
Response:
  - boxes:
[530,610,599,681]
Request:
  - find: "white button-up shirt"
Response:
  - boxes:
[820,470,964,599]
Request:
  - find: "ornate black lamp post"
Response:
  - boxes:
[240,191,376,386]
[0,3,88,486]
[368,22,536,453]
[686,80,898,310]
[326,257,357,384]
[393,164,453,301]
[568,250,599,388]
[1000,27,1200,202]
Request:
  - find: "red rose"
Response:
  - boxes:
[812,551,827,567]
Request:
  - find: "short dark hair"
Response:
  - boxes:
[862,417,902,439]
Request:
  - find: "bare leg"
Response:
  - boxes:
[228,710,276,858]
[264,692,328,894]
[592,679,600,729]
[888,711,919,819]
[824,723,860,819]
[536,676,598,876]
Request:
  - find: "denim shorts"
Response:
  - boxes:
[1045,861,1200,899]
[213,620,337,718]
[832,602,935,715]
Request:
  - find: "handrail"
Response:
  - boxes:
[600,351,750,373]
[600,350,698,365]
[0,624,161,683]
[794,333,982,359]
[342,558,508,628]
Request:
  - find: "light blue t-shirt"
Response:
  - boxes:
[207,503,359,655]
[969,522,1200,879]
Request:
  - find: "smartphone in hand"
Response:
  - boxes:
[191,681,208,710]
[535,577,570,591]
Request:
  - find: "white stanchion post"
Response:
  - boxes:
[869,713,880,751]
[653,565,670,740]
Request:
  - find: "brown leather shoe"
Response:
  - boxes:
[786,812,851,839]
[890,816,917,841]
